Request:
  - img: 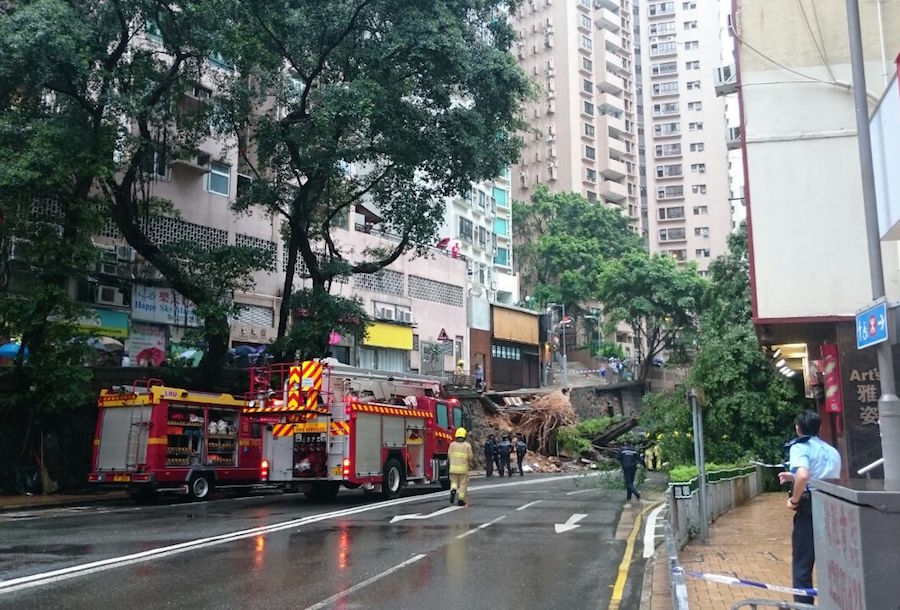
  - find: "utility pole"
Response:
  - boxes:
[548,302,569,387]
[846,0,900,483]
[689,388,708,543]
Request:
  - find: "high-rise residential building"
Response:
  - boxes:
[638,0,731,271]
[510,0,641,226]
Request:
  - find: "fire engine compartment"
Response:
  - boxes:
[293,431,328,478]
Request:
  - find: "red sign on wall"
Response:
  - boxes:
[821,343,844,413]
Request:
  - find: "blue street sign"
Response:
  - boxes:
[856,301,888,349]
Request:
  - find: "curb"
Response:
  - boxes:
[0,492,130,513]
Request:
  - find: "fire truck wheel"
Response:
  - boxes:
[304,482,340,502]
[189,474,212,501]
[382,458,405,500]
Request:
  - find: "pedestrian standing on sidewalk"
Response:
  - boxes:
[778,410,841,605]
[448,427,474,506]
[618,439,644,502]
[483,434,496,477]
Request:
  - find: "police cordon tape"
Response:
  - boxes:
[750,460,789,469]
[673,567,817,598]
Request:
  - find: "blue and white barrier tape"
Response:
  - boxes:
[674,567,817,598]
[749,460,789,469]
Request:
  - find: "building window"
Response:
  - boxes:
[580,14,592,29]
[658,206,685,220]
[584,123,595,137]
[683,1,697,8]
[655,143,682,157]
[695,248,710,258]
[648,21,677,36]
[692,184,707,194]
[583,101,594,116]
[690,142,705,152]
[691,163,706,173]
[586,190,597,202]
[693,205,708,215]
[649,2,676,16]
[458,217,474,243]
[686,81,701,90]
[650,41,677,56]
[688,101,703,111]
[684,40,699,50]
[584,145,596,160]
[652,102,679,116]
[142,150,169,180]
[585,168,597,182]
[582,57,593,71]
[683,20,698,30]
[694,226,710,237]
[207,162,230,196]
[688,121,703,131]
[583,79,593,94]
[495,247,510,267]
[651,61,678,76]
[659,227,686,241]
[657,185,684,199]
[652,81,679,96]
[656,164,682,178]
[581,35,592,51]
[685,60,700,70]
[654,122,680,136]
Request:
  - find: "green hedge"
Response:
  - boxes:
[668,463,757,492]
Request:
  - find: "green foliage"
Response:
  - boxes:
[597,252,706,380]
[219,0,531,335]
[513,186,643,313]
[640,391,695,465]
[596,342,626,360]
[557,416,620,456]
[668,463,751,483]
[269,288,371,362]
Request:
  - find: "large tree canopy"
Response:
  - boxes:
[513,186,643,312]
[220,0,532,341]
[597,251,706,380]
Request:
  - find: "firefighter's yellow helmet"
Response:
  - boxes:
[455,427,467,439]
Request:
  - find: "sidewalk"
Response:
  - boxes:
[0,491,128,512]
[647,493,798,609]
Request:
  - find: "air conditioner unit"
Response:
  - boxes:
[376,307,395,321]
[169,151,211,172]
[116,245,134,261]
[398,310,413,324]
[97,285,126,307]
[97,260,119,276]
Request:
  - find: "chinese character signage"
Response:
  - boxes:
[131,284,200,327]
[836,323,883,477]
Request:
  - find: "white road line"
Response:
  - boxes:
[455,515,507,539]
[303,554,426,610]
[566,488,596,496]
[643,504,666,558]
[0,473,589,595]
[516,500,543,511]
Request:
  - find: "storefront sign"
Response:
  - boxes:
[132,284,200,327]
[126,323,167,362]
[363,322,413,350]
[78,308,130,339]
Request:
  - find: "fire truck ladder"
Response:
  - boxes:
[124,378,162,469]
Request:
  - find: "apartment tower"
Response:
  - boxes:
[638,0,731,271]
[510,0,641,226]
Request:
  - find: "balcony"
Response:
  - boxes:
[606,55,630,79]
[598,73,625,96]
[600,180,628,203]
[600,158,628,180]
[715,65,737,96]
[599,29,626,56]
[595,0,619,11]
[599,112,628,139]
[648,6,675,19]
[649,44,678,59]
[726,126,742,150]
[596,7,620,33]
[607,135,629,160]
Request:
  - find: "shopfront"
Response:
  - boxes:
[359,321,413,372]
[490,305,540,391]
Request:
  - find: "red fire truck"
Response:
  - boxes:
[88,379,265,502]
[245,362,465,500]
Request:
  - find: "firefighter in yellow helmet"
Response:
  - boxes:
[448,427,474,506]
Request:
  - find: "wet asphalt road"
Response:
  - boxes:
[0,474,649,609]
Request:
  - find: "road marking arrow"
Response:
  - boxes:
[879,314,886,331]
[554,513,588,533]
[389,505,462,524]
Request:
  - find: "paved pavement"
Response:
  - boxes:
[0,473,655,609]
[646,493,798,609]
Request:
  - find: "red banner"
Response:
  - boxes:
[821,343,844,413]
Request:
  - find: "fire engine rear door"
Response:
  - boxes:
[263,427,293,482]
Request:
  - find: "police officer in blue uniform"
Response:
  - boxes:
[484,434,497,477]
[778,410,841,605]
[618,439,645,501]
[497,434,513,477]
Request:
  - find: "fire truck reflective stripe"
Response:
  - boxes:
[329,422,350,435]
[273,424,296,437]
[147,437,168,445]
[349,404,432,419]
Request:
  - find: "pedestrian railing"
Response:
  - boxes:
[730,599,815,610]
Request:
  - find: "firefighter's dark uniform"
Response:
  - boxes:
[618,444,644,501]
[515,438,527,476]
[497,436,513,477]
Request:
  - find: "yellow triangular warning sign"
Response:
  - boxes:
[437,328,450,342]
